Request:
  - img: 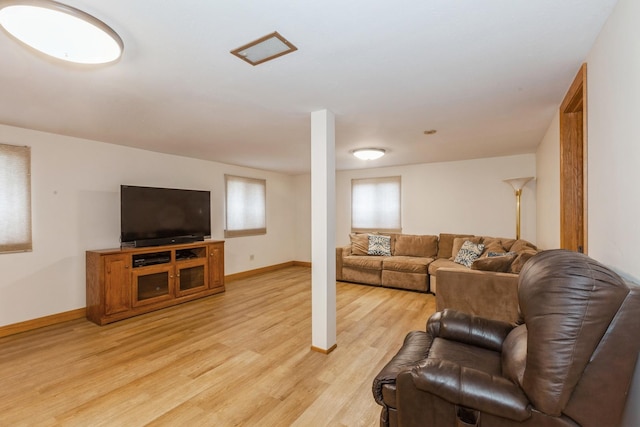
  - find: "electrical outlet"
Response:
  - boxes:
[250,254,254,261]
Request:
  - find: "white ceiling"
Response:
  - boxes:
[0,0,618,175]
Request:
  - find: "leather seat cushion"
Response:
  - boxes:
[428,337,502,375]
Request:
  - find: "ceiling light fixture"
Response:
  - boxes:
[0,0,123,64]
[353,148,385,160]
[230,31,297,66]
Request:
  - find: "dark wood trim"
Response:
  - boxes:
[559,63,588,253]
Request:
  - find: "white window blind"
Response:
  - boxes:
[351,176,401,233]
[0,143,32,253]
[225,175,266,238]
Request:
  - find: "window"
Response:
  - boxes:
[225,175,266,238]
[351,176,401,233]
[0,143,32,253]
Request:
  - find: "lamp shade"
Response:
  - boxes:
[504,176,534,191]
[353,148,385,160]
[0,0,123,64]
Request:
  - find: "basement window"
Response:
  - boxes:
[351,176,401,233]
[224,175,266,238]
[0,143,32,253]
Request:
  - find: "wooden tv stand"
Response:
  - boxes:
[86,240,224,325]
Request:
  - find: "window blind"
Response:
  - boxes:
[224,175,266,238]
[0,143,32,253]
[351,176,401,233]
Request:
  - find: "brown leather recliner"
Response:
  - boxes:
[373,249,640,427]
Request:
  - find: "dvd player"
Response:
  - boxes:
[133,255,171,267]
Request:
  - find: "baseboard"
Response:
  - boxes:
[0,261,312,338]
[225,260,311,281]
[0,308,86,338]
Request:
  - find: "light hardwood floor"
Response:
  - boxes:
[0,266,435,426]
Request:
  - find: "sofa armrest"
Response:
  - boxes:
[427,310,514,352]
[400,358,531,421]
[336,245,351,281]
[435,268,521,324]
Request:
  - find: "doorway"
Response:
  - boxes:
[559,64,587,253]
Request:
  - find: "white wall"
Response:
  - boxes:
[0,124,297,327]
[534,0,640,424]
[333,154,536,247]
[294,174,312,263]
[535,112,561,250]
[583,1,640,424]
[585,0,640,279]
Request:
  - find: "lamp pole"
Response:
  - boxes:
[503,177,533,240]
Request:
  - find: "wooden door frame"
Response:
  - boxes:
[559,63,588,253]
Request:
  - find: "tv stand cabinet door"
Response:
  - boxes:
[104,254,131,316]
[208,242,225,290]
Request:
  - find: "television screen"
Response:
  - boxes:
[120,185,211,247]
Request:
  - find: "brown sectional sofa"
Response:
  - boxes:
[336,232,538,323]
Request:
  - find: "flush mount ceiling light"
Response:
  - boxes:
[0,0,123,64]
[353,148,386,160]
[230,31,297,66]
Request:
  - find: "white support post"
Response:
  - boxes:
[310,109,337,353]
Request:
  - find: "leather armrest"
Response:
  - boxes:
[427,309,514,352]
[372,331,433,406]
[404,358,531,421]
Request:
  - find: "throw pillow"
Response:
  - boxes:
[509,249,538,274]
[453,240,485,268]
[437,233,474,259]
[471,253,517,272]
[368,234,391,256]
[488,251,516,257]
[451,236,483,260]
[349,233,369,256]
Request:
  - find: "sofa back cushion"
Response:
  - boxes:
[349,233,369,255]
[394,234,438,258]
[437,233,474,259]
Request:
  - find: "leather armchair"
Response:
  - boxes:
[373,249,640,427]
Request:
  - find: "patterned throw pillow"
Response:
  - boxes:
[488,251,516,257]
[453,240,485,268]
[368,234,391,256]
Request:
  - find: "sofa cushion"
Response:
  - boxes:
[471,253,517,272]
[343,255,384,269]
[383,256,432,274]
[368,234,392,256]
[349,233,369,255]
[394,234,438,258]
[453,240,485,268]
[437,233,474,259]
[451,236,484,260]
[509,239,537,253]
[509,249,538,273]
[428,258,467,275]
[479,238,508,257]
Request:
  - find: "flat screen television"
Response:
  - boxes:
[120,185,211,248]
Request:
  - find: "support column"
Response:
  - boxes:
[310,109,337,353]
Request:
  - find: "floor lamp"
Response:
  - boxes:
[503,177,534,240]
